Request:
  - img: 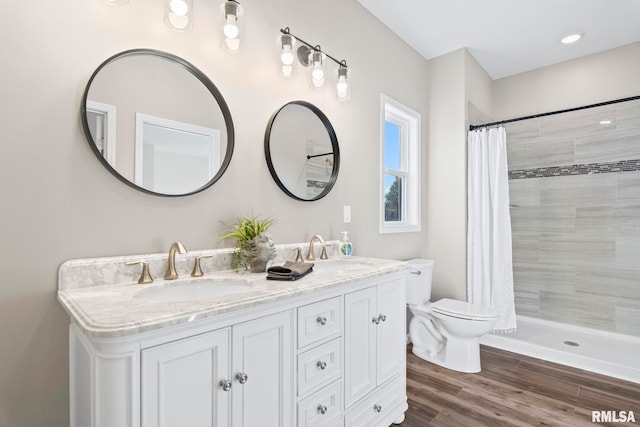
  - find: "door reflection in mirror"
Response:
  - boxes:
[134,113,221,195]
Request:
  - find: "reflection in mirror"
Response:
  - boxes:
[81,49,234,196]
[264,101,340,201]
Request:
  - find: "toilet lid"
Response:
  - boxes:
[431,298,498,320]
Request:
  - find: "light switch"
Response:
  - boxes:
[343,205,351,223]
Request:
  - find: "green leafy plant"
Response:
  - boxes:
[220,216,274,271]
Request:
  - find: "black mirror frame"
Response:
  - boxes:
[81,48,235,197]
[264,101,340,202]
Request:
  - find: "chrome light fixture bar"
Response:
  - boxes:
[279,27,350,101]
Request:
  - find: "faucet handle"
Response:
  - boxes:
[295,248,304,263]
[126,261,153,284]
[191,255,213,277]
[320,245,328,260]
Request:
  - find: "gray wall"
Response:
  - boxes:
[0,1,429,425]
[507,99,640,335]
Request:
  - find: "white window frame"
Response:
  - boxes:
[380,94,421,234]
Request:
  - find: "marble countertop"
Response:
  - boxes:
[58,257,409,339]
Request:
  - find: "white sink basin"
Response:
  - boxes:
[312,259,372,272]
[135,280,253,302]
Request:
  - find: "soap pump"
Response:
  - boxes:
[340,231,353,256]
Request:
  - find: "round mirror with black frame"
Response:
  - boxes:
[264,101,340,201]
[81,48,235,197]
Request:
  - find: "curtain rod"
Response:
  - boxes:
[468,95,640,131]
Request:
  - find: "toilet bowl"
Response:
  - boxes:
[406,259,498,373]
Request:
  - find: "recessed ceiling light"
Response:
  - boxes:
[599,120,612,125]
[561,32,583,44]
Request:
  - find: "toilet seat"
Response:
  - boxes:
[414,298,497,321]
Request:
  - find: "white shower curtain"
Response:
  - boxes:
[467,127,516,333]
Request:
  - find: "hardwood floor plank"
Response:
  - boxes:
[399,345,640,427]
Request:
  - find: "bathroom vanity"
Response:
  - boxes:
[57,246,408,427]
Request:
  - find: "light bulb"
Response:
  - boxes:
[170,0,188,16]
[312,66,324,81]
[281,65,293,77]
[337,77,348,97]
[224,15,239,39]
[281,46,294,66]
[169,13,189,30]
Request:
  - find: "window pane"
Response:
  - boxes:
[384,121,401,170]
[384,175,403,222]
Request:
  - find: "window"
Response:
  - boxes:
[380,95,421,233]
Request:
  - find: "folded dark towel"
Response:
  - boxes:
[266,261,314,281]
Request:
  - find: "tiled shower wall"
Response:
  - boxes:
[506,99,640,336]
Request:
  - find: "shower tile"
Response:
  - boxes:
[614,201,640,234]
[618,172,640,200]
[575,128,640,164]
[539,106,616,138]
[575,206,619,233]
[507,135,575,170]
[614,299,640,337]
[539,291,616,331]
[540,173,617,207]
[538,232,615,268]
[514,289,539,315]
[615,236,640,270]
[508,178,541,207]
[513,261,575,293]
[576,266,640,299]
[511,232,540,263]
[510,206,576,233]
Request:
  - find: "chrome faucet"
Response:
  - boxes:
[164,242,187,280]
[305,235,328,261]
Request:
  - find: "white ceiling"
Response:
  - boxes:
[356,0,640,79]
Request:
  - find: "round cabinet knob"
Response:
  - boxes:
[317,316,327,325]
[317,404,328,415]
[317,360,327,370]
[235,372,248,384]
[374,404,382,413]
[219,380,232,391]
[379,314,387,322]
[372,317,380,324]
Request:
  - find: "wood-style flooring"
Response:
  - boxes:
[399,345,640,427]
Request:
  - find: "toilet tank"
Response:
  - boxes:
[405,259,434,305]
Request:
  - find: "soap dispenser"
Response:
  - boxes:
[340,231,353,256]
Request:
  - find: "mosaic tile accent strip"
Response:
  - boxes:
[509,159,640,180]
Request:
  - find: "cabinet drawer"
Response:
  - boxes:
[297,380,343,427]
[344,376,405,427]
[298,338,342,396]
[298,297,342,349]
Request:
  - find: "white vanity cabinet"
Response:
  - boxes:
[63,258,408,427]
[343,277,406,426]
[140,311,293,427]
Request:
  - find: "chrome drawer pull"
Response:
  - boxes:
[317,404,328,415]
[317,316,327,325]
[372,316,380,324]
[378,314,387,322]
[219,380,232,391]
[410,270,422,275]
[374,404,382,413]
[317,360,327,370]
[235,372,248,384]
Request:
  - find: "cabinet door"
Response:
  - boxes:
[376,279,405,385]
[232,310,293,427]
[344,286,377,408]
[141,328,231,427]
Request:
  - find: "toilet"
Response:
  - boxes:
[406,259,498,373]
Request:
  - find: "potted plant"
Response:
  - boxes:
[220,216,277,273]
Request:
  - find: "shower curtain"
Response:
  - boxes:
[467,127,516,333]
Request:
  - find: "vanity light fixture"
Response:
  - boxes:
[165,0,193,31]
[279,27,350,100]
[221,0,243,52]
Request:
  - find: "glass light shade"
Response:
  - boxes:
[165,0,192,31]
[336,67,349,101]
[309,50,325,88]
[221,1,243,52]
